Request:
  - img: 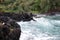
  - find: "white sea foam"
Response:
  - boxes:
[17,17,60,40]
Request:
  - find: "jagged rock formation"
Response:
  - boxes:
[0,12,35,21]
[0,16,21,40]
[0,12,35,40]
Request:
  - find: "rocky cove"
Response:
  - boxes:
[0,12,36,40]
[0,12,60,40]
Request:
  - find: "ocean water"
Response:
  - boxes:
[17,15,60,40]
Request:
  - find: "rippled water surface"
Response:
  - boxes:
[17,15,60,40]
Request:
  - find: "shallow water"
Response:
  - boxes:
[17,15,60,40]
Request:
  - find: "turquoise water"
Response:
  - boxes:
[17,15,60,40]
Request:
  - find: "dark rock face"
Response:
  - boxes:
[0,16,21,40]
[0,12,35,40]
[21,13,34,21]
[0,12,35,22]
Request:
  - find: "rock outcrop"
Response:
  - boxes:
[0,12,35,22]
[0,12,35,40]
[0,16,21,40]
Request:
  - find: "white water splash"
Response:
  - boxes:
[17,17,60,40]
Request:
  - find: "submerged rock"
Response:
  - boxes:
[0,16,21,40]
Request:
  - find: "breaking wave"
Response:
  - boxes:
[17,15,60,40]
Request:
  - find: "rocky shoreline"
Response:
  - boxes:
[0,12,35,40]
[0,12,35,21]
[0,12,60,40]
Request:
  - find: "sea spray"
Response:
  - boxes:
[17,16,60,40]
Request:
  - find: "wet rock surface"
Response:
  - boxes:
[0,16,21,40]
[0,12,35,40]
[0,12,34,22]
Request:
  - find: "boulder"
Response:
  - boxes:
[0,16,21,40]
[21,13,34,21]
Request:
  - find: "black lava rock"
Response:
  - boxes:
[0,12,35,22]
[0,12,35,40]
[0,16,21,40]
